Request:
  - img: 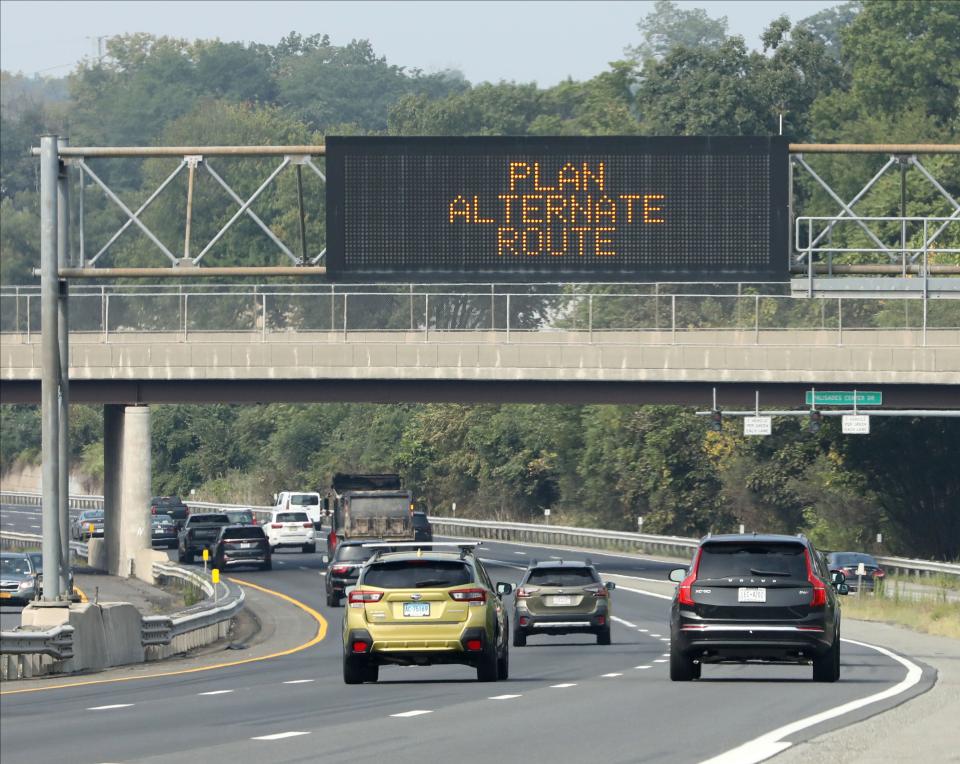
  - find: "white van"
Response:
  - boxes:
[273,491,323,528]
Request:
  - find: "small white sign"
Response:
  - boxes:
[743,416,772,436]
[842,415,870,434]
[856,562,867,576]
[543,509,551,517]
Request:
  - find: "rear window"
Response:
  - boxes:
[276,512,310,523]
[526,568,598,586]
[290,495,319,506]
[191,514,230,524]
[225,510,253,523]
[412,514,430,528]
[336,545,376,562]
[222,527,266,539]
[362,560,473,589]
[831,553,877,567]
[153,497,186,508]
[698,542,808,579]
[81,510,104,520]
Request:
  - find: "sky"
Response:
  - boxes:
[1,0,840,86]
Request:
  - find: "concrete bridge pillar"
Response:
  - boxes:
[101,405,156,581]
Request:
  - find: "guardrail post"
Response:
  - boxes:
[671,295,676,344]
[262,293,267,342]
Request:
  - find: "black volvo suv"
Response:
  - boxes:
[669,533,848,682]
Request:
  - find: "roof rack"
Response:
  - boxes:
[360,541,482,549]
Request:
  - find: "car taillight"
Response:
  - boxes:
[151,506,157,514]
[352,641,369,653]
[465,638,483,651]
[449,588,487,603]
[805,549,827,607]
[678,548,703,607]
[874,569,885,578]
[348,590,384,604]
[271,523,283,529]
[585,584,608,598]
[251,518,258,525]
[331,565,351,575]
[302,522,313,528]
[515,586,539,599]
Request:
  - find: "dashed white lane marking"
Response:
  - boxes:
[514,551,527,555]
[283,679,315,684]
[252,731,310,741]
[391,710,433,718]
[30,524,40,529]
[551,683,577,688]
[611,616,637,628]
[660,637,670,642]
[299,566,310,571]
[634,665,652,670]
[638,628,649,633]
[549,555,562,560]
[87,704,133,710]
[649,633,662,637]
[489,694,522,700]
[276,561,286,565]
[319,572,326,577]
[198,689,234,696]
[601,672,623,678]
[700,638,923,764]
[653,659,668,663]
[611,583,673,601]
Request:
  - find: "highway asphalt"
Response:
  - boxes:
[0,506,936,764]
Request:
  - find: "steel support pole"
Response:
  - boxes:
[57,139,71,595]
[40,135,62,601]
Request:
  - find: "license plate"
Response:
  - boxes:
[0,592,12,599]
[548,595,573,606]
[738,587,766,603]
[403,602,431,617]
[240,543,253,549]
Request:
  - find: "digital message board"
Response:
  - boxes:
[325,136,788,281]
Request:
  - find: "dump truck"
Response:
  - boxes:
[324,473,414,554]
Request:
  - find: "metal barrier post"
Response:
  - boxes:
[57,138,72,596]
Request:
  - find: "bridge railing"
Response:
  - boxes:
[2,285,958,345]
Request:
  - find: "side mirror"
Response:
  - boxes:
[831,571,846,585]
[838,583,850,596]
[496,582,513,596]
[668,568,688,583]
[604,581,616,591]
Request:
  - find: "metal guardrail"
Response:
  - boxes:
[0,625,74,659]
[4,491,957,578]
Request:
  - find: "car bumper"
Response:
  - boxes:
[672,622,834,661]
[152,534,177,546]
[515,610,608,634]
[346,626,490,666]
[221,552,269,565]
[0,588,37,604]
[328,576,359,594]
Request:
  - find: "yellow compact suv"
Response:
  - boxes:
[342,543,512,684]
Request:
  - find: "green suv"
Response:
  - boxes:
[342,543,512,683]
[513,559,616,646]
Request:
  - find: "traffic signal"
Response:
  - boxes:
[710,410,723,432]
[808,409,823,433]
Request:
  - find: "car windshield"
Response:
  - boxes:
[290,495,318,506]
[81,511,104,521]
[222,527,265,539]
[697,542,808,579]
[152,514,173,524]
[276,512,309,523]
[191,515,230,524]
[362,560,473,588]
[1,557,31,576]
[831,553,878,567]
[526,568,598,587]
[336,545,376,562]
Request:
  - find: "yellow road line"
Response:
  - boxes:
[0,576,327,696]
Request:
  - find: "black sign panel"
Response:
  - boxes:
[326,136,788,281]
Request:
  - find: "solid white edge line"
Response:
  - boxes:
[698,638,924,764]
[611,616,638,628]
[251,731,310,741]
[610,583,673,601]
[391,710,433,718]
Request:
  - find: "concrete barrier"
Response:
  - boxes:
[100,602,145,666]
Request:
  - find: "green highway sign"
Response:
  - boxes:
[805,391,882,406]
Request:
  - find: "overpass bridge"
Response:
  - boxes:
[2,284,958,406]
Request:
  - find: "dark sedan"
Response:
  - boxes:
[71,509,104,541]
[324,539,381,607]
[212,525,271,571]
[412,511,433,542]
[827,552,885,592]
[151,513,179,549]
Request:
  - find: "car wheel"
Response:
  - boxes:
[512,628,526,647]
[326,591,340,607]
[343,655,368,685]
[497,644,509,680]
[813,636,840,682]
[669,645,700,681]
[261,559,272,571]
[597,626,612,645]
[302,543,316,554]
[477,641,499,682]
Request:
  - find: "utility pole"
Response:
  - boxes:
[57,137,71,596]
[40,135,62,601]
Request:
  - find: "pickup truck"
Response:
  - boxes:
[177,513,231,563]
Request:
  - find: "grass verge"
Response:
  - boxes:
[841,583,960,639]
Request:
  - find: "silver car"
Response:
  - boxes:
[0,552,38,605]
[71,509,105,541]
